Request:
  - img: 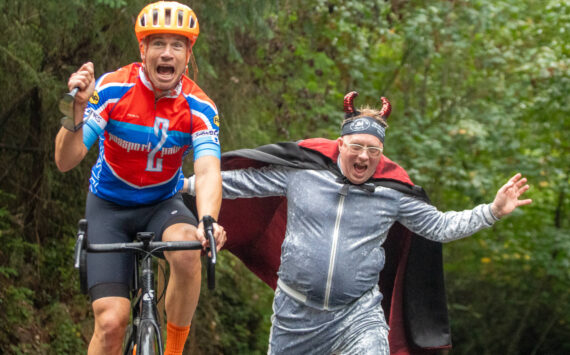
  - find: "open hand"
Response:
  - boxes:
[491,173,533,219]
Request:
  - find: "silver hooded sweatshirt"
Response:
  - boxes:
[219,165,498,311]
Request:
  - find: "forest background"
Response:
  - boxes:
[0,0,568,354]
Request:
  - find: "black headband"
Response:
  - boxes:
[341,117,386,143]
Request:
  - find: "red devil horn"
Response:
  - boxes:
[379,97,391,119]
[344,91,359,118]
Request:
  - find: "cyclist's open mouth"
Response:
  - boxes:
[157,65,175,79]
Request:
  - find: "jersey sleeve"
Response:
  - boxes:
[185,92,221,161]
[82,68,136,149]
[81,73,112,149]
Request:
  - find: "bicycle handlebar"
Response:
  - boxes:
[73,216,217,291]
[87,240,203,253]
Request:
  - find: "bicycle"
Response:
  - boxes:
[73,216,217,355]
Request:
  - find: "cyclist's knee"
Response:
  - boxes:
[163,223,201,272]
[92,297,130,341]
[163,222,198,242]
[169,248,201,275]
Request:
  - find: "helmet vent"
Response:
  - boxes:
[189,16,196,29]
[164,8,171,26]
[152,9,159,26]
[140,14,146,27]
[177,10,184,27]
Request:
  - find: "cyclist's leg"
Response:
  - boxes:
[146,193,199,352]
[85,192,137,355]
[89,297,131,355]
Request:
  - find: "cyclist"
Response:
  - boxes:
[186,92,532,354]
[54,2,225,354]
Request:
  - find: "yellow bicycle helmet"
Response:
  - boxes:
[135,1,199,46]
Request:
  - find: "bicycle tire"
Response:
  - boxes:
[137,323,160,355]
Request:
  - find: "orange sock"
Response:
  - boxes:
[164,322,190,355]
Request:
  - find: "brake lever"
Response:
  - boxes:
[73,219,88,269]
[202,215,217,265]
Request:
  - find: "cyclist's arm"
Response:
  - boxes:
[55,62,94,172]
[194,155,222,221]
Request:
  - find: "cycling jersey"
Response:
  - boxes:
[82,62,220,206]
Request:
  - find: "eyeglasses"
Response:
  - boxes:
[346,143,383,157]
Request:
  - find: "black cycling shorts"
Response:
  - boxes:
[85,192,197,302]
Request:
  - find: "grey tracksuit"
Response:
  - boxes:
[219,165,498,354]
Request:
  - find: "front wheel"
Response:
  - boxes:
[137,322,161,355]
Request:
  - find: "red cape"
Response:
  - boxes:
[192,138,452,354]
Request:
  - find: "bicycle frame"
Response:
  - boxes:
[73,218,217,355]
[123,233,164,355]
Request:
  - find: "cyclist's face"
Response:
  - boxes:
[140,34,190,92]
[338,134,383,184]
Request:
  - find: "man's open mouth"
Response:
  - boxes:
[354,163,367,173]
[157,65,175,76]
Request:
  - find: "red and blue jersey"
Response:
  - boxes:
[82,63,220,206]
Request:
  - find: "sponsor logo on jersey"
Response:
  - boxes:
[192,130,218,139]
[213,115,220,127]
[89,91,100,105]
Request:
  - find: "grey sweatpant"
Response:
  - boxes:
[268,285,390,355]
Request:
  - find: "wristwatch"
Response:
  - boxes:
[61,117,85,132]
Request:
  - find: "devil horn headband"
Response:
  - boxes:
[379,96,391,119]
[344,91,392,120]
[343,91,360,118]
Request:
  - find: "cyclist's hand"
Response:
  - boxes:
[68,62,95,105]
[197,222,226,252]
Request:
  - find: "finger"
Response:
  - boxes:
[500,180,515,193]
[517,198,532,206]
[214,228,226,251]
[195,227,206,246]
[509,173,522,183]
[78,62,94,77]
[518,184,530,196]
[515,177,527,188]
[69,73,91,92]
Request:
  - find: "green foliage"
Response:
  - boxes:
[0,0,568,353]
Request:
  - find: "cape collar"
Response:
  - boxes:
[298,138,414,186]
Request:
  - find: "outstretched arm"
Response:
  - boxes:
[491,173,532,219]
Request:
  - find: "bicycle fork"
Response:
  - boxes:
[137,255,163,354]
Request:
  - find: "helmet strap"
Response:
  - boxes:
[188,49,199,82]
